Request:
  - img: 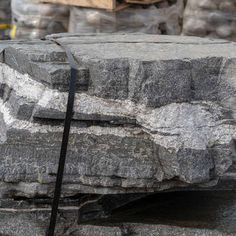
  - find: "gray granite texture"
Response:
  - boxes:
[0,33,236,236]
[0,34,235,196]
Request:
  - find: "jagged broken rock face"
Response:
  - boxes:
[0,34,235,197]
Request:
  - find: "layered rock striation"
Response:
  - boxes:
[0,34,235,197]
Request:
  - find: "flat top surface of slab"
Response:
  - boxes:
[1,34,236,61]
[44,34,236,61]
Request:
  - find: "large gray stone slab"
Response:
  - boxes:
[0,96,234,196]
[0,35,235,196]
[1,34,236,107]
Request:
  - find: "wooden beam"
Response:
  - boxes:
[125,0,163,4]
[39,0,117,10]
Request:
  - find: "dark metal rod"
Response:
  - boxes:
[47,66,77,236]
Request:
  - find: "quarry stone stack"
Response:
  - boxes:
[0,34,235,235]
[69,0,184,35]
[11,0,69,39]
[183,0,236,41]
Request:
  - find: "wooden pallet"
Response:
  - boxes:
[39,0,128,11]
[39,0,163,10]
[125,0,163,4]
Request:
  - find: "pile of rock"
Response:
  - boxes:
[183,0,236,41]
[69,0,184,34]
[0,0,11,24]
[0,34,235,235]
[11,0,69,39]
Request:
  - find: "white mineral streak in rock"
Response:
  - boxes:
[38,89,137,119]
[0,63,138,137]
[0,113,7,144]
[139,102,236,150]
[0,98,140,138]
[219,58,236,120]
[0,63,45,101]
[0,63,235,153]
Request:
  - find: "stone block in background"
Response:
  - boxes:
[183,0,236,41]
[0,0,11,24]
[11,0,69,39]
[69,0,184,35]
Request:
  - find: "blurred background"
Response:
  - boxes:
[0,0,235,41]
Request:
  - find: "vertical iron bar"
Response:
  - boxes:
[47,66,77,236]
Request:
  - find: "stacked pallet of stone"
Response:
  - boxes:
[69,0,184,34]
[38,0,165,11]
[183,0,236,41]
[11,0,69,39]
[0,34,236,235]
[0,0,11,24]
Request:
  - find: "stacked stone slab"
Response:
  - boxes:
[63,223,236,236]
[11,0,69,39]
[183,0,236,41]
[69,0,184,34]
[0,34,236,235]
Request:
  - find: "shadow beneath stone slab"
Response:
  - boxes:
[89,191,236,234]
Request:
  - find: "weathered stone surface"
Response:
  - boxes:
[0,194,150,235]
[0,199,78,236]
[0,94,234,195]
[0,34,235,235]
[0,34,235,197]
[3,45,88,91]
[3,34,236,107]
[67,224,233,236]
